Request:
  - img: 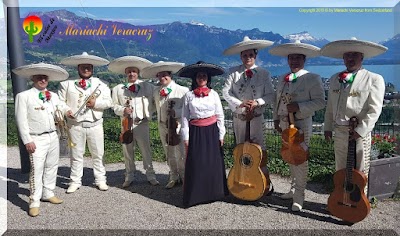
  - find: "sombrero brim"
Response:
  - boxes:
[108,56,152,74]
[320,40,387,59]
[141,62,184,79]
[61,54,109,66]
[223,40,274,55]
[177,63,225,78]
[269,43,320,58]
[12,63,69,81]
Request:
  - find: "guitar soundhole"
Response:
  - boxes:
[240,154,253,168]
[344,183,362,202]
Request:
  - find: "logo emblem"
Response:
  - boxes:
[23,15,43,43]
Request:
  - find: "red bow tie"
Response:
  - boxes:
[193,87,210,97]
[128,84,141,93]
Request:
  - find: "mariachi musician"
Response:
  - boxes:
[322,37,387,194]
[270,40,325,212]
[14,63,69,217]
[109,56,159,187]
[58,52,113,193]
[222,36,275,183]
[142,61,188,189]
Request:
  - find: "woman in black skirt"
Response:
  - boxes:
[177,61,229,208]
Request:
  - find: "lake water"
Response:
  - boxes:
[266,64,400,91]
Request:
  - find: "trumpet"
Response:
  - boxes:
[73,84,102,118]
[55,105,76,148]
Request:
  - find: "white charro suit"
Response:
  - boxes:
[112,80,157,182]
[273,71,325,203]
[58,77,113,187]
[15,87,67,208]
[153,80,189,182]
[222,64,275,151]
[324,68,385,190]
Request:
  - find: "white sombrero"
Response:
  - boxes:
[108,56,153,74]
[269,40,320,58]
[61,52,109,66]
[12,63,69,81]
[141,61,185,79]
[223,36,274,56]
[320,37,388,59]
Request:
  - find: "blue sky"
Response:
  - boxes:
[0,0,397,42]
[16,6,397,43]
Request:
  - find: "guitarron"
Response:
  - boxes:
[227,110,270,201]
[327,116,371,223]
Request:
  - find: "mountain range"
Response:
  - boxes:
[20,10,400,67]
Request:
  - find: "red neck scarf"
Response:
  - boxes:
[38,90,51,102]
[245,69,254,79]
[193,87,210,97]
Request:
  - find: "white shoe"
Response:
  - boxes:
[66,184,80,194]
[165,179,181,189]
[291,194,304,212]
[292,202,303,212]
[148,179,160,186]
[97,183,109,191]
[122,180,133,188]
[280,192,294,200]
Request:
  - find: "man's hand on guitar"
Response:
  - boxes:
[240,100,258,111]
[349,130,361,140]
[274,120,282,133]
[287,102,299,113]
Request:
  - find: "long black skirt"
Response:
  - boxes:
[183,122,229,208]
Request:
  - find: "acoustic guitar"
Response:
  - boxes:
[327,116,370,223]
[227,110,269,201]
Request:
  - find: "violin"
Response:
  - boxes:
[120,100,134,144]
[166,100,181,146]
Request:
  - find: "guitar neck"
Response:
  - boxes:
[346,137,356,183]
[245,120,250,142]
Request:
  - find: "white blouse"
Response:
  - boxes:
[181,89,226,141]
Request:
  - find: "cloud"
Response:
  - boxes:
[102,18,170,25]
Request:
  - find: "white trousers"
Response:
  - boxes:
[233,115,266,150]
[333,125,371,193]
[279,116,312,200]
[158,122,185,181]
[69,123,106,186]
[29,132,59,208]
[122,120,156,182]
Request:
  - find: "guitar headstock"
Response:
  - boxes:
[244,108,255,121]
[349,116,358,132]
[168,100,176,109]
